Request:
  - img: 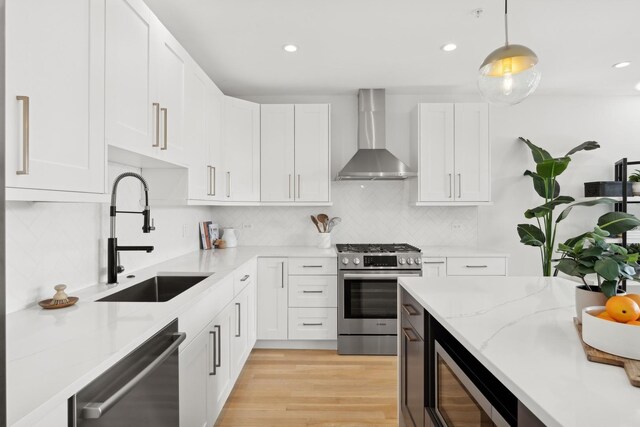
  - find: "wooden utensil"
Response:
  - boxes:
[310,215,322,233]
[317,214,329,232]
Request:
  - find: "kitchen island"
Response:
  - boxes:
[399,276,640,427]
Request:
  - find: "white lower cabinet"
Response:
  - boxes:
[422,258,447,277]
[288,308,337,340]
[421,256,508,277]
[288,275,337,308]
[257,258,289,340]
[179,326,210,427]
[230,281,253,380]
[207,303,234,425]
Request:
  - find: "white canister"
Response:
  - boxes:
[317,233,331,249]
[222,228,238,248]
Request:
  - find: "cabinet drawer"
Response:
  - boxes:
[288,258,337,275]
[288,308,337,340]
[233,259,257,296]
[288,275,337,308]
[446,257,506,276]
[401,289,424,339]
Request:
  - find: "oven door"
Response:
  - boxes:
[338,270,421,335]
[434,342,509,427]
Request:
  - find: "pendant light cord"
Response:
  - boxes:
[504,0,509,46]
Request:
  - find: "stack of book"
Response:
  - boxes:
[199,222,219,250]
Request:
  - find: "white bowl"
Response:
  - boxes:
[582,306,640,360]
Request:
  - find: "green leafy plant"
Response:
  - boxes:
[629,169,640,183]
[555,212,640,297]
[516,138,616,276]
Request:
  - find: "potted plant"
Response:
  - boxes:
[516,138,616,276]
[629,169,640,196]
[555,211,640,322]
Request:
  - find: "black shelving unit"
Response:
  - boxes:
[614,158,640,248]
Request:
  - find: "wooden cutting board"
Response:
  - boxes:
[574,318,640,387]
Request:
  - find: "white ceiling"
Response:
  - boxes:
[143,0,640,96]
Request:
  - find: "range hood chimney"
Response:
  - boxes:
[336,89,416,180]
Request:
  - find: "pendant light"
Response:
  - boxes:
[478,0,541,105]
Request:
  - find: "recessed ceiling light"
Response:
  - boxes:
[635,82,640,91]
[283,44,298,53]
[441,43,457,52]
[613,61,631,69]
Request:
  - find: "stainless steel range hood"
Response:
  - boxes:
[336,89,416,180]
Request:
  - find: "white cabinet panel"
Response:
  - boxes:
[105,0,157,155]
[208,304,234,425]
[185,61,209,200]
[446,257,506,276]
[6,0,105,194]
[418,104,454,202]
[257,258,288,340]
[422,258,447,278]
[261,104,295,202]
[454,104,490,202]
[288,257,337,275]
[179,328,209,427]
[222,96,260,201]
[294,104,330,202]
[231,285,251,378]
[288,308,337,340]
[288,275,337,308]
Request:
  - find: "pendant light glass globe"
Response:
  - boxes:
[478,0,541,105]
[478,44,541,105]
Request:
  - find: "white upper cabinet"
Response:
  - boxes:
[294,104,331,202]
[261,104,295,202]
[222,96,260,202]
[6,0,105,195]
[105,0,157,156]
[260,104,331,203]
[416,103,490,204]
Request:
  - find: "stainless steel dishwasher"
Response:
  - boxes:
[69,319,185,427]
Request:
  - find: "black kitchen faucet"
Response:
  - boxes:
[107,172,155,284]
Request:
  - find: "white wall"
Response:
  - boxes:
[5,162,211,313]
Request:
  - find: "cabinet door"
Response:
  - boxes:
[294,104,330,202]
[247,278,258,348]
[155,22,187,164]
[454,104,490,202]
[105,0,158,155]
[207,85,225,201]
[222,96,260,201]
[422,258,447,278]
[231,286,251,379]
[400,316,424,427]
[418,104,455,202]
[185,61,209,200]
[257,258,288,340]
[6,0,105,193]
[261,104,295,202]
[208,304,234,424]
[179,328,209,427]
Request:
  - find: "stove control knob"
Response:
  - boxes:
[415,258,422,265]
[398,258,406,265]
[353,257,361,265]
[341,257,350,265]
[407,258,414,265]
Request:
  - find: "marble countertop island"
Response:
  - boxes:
[399,276,640,427]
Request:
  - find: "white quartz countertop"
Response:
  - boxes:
[417,245,509,258]
[7,246,336,426]
[399,276,640,427]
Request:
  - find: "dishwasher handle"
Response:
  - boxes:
[81,332,186,419]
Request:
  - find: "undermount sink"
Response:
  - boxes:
[97,275,210,302]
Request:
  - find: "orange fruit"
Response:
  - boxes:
[605,296,640,323]
[626,320,640,326]
[596,311,617,322]
[625,293,640,308]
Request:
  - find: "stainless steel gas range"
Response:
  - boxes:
[337,243,422,355]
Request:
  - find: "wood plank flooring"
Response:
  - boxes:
[214,349,398,427]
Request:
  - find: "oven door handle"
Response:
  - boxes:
[81,332,186,419]
[342,273,421,280]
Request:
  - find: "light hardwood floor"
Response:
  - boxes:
[214,349,398,427]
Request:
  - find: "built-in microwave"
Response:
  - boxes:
[434,341,509,427]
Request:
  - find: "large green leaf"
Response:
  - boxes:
[594,258,620,281]
[519,137,552,164]
[563,233,590,248]
[555,259,582,276]
[580,247,604,258]
[556,198,617,224]
[536,157,571,178]
[600,280,618,298]
[597,212,640,235]
[565,141,600,156]
[517,224,545,247]
[523,170,560,199]
[524,196,575,219]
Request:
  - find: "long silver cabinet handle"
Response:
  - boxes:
[16,96,30,175]
[302,265,323,268]
[465,265,488,268]
[82,332,186,419]
[235,303,241,337]
[281,261,285,288]
[207,166,212,196]
[297,174,301,199]
[211,166,216,196]
[458,173,462,198]
[289,174,292,199]
[152,102,160,147]
[302,322,323,326]
[160,107,168,150]
[448,173,452,198]
[226,172,231,198]
[214,325,221,368]
[423,261,445,265]
[302,290,323,294]
[209,330,217,375]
